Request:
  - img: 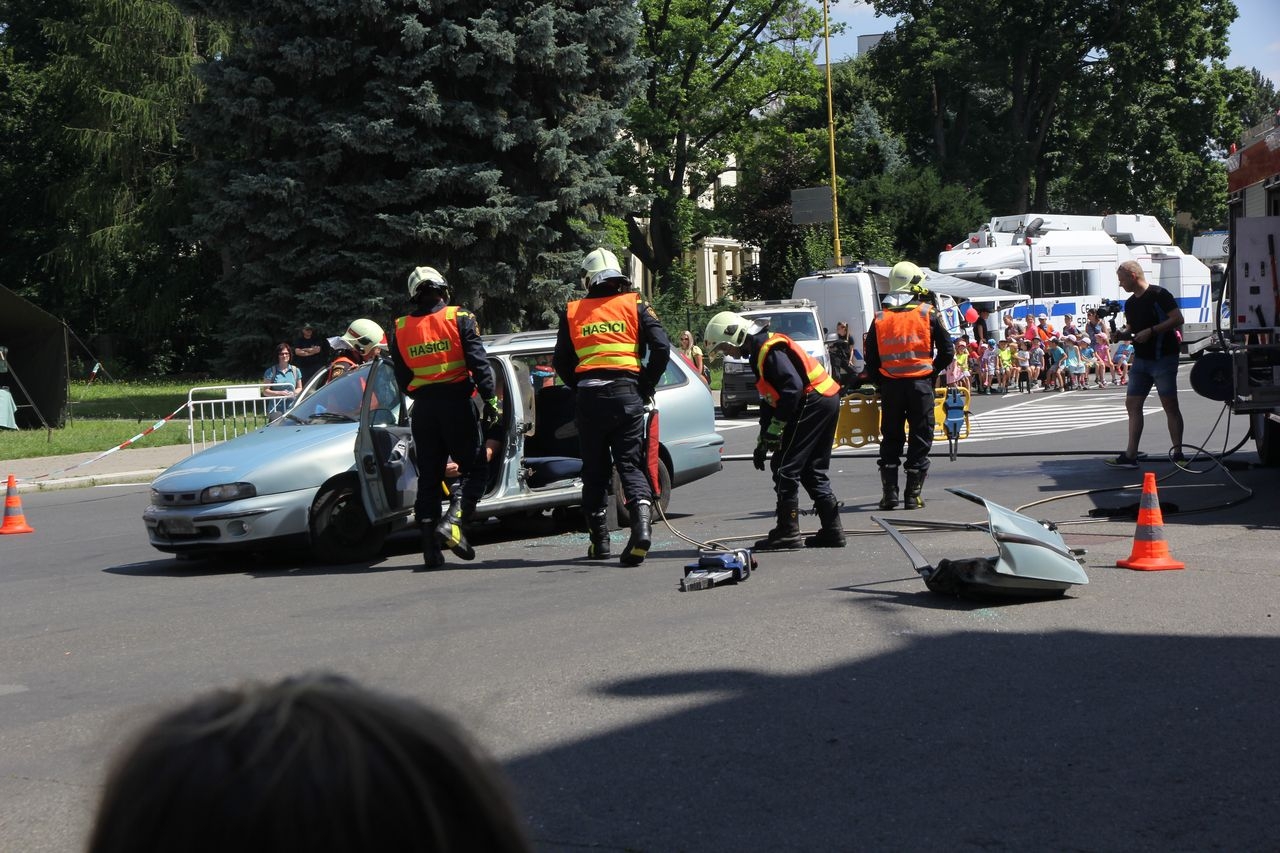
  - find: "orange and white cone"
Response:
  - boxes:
[1117,472,1183,571]
[0,475,34,535]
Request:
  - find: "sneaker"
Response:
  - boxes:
[1171,452,1189,464]
[1105,453,1139,469]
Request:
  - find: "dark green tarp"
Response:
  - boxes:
[0,285,68,428]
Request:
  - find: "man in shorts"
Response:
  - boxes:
[1106,261,1184,468]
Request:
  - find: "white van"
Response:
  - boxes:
[791,269,880,374]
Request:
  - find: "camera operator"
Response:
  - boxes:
[1105,261,1184,468]
[1092,300,1124,338]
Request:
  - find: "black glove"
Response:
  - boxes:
[752,440,768,471]
[638,380,656,402]
[482,395,502,427]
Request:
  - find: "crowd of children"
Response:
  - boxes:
[944,309,1133,395]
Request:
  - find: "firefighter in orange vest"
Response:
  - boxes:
[326,318,385,383]
[705,310,845,550]
[391,266,499,569]
[863,261,955,510]
[552,248,671,566]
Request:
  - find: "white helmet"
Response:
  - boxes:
[581,247,629,289]
[340,318,386,357]
[704,311,755,350]
[407,266,449,301]
[889,261,926,294]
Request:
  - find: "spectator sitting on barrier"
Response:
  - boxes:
[1093,332,1113,386]
[951,336,971,393]
[1062,316,1081,339]
[1044,337,1066,390]
[1113,338,1133,385]
[1064,336,1087,390]
[997,338,1016,393]
[85,672,534,853]
[977,341,998,394]
[1081,338,1098,387]
[1015,339,1032,392]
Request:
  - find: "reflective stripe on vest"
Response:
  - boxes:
[395,307,468,391]
[567,292,642,373]
[875,304,934,378]
[753,333,840,404]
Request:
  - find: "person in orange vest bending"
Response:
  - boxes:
[552,248,671,567]
[704,310,844,551]
[391,266,499,569]
[863,261,955,511]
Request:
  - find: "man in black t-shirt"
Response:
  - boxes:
[292,323,330,385]
[1105,261,1184,468]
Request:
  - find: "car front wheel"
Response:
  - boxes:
[310,481,389,563]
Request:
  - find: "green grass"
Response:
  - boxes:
[1,379,244,461]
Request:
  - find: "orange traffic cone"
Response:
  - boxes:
[1,475,35,535]
[1117,472,1182,571]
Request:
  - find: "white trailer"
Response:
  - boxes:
[937,213,1217,352]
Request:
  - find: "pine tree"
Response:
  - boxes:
[183,0,641,364]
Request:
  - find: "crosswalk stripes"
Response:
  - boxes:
[964,387,1158,444]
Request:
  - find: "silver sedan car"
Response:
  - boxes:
[144,332,723,562]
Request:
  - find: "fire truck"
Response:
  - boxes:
[1195,114,1280,464]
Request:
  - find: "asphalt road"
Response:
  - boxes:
[3,371,1279,852]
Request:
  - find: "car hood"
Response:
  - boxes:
[152,424,356,495]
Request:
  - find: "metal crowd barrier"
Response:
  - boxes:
[187,384,282,452]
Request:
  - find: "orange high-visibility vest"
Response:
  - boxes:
[567,292,642,374]
[395,308,468,391]
[754,333,840,405]
[875,304,934,379]
[326,354,360,383]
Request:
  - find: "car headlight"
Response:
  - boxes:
[200,482,257,504]
[723,361,747,374]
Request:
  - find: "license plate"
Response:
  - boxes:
[160,518,197,536]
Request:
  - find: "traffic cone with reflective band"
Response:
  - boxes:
[1117,472,1183,571]
[1,475,34,535]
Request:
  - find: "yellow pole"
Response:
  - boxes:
[822,0,841,266]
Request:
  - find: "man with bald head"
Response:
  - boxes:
[1105,260,1184,468]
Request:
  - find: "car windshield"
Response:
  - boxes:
[275,362,401,426]
[748,311,819,340]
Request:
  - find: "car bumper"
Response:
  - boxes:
[143,487,318,553]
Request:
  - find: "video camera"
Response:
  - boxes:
[1095,298,1124,319]
[1095,298,1125,338]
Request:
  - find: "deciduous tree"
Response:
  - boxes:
[620,0,824,296]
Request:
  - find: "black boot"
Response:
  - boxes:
[878,467,899,511]
[754,498,803,551]
[435,494,475,560]
[586,509,611,559]
[805,496,846,548]
[419,522,444,569]
[620,501,652,566]
[903,468,927,510]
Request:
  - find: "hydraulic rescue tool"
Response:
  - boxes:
[680,549,755,591]
[872,488,1089,598]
